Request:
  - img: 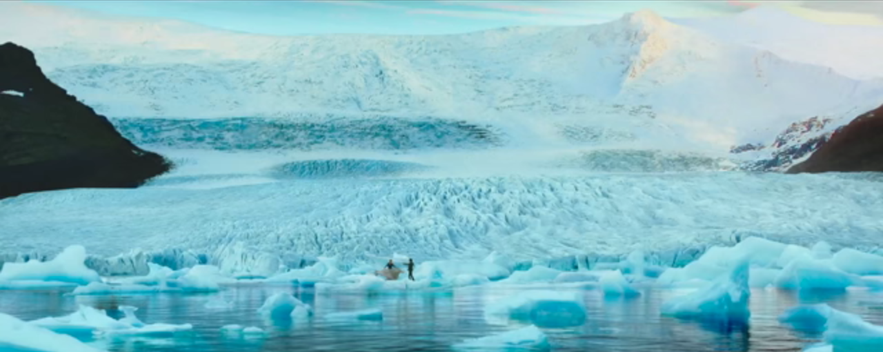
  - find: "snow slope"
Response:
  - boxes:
[675,6,883,80]
[1,2,882,152]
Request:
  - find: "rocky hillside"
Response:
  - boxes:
[787,104,883,173]
[0,42,171,199]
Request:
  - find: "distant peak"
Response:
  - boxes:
[621,9,668,28]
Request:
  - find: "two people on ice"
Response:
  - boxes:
[377,258,415,281]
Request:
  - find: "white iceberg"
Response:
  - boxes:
[780,303,883,350]
[0,245,101,285]
[453,325,550,351]
[495,267,562,285]
[98,306,192,336]
[485,290,586,328]
[70,282,180,295]
[29,305,128,335]
[257,292,313,320]
[266,256,346,285]
[660,261,750,323]
[598,270,641,297]
[832,249,883,276]
[0,312,105,352]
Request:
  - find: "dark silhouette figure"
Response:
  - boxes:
[407,258,415,281]
[385,259,395,270]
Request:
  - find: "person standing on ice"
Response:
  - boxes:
[386,259,396,270]
[407,258,415,281]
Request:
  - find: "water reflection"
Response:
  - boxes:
[0,286,880,352]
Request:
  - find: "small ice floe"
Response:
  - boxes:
[660,261,750,324]
[0,245,101,286]
[257,292,313,320]
[29,305,191,338]
[325,309,383,322]
[452,325,550,351]
[484,290,586,328]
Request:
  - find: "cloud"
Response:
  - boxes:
[297,0,405,10]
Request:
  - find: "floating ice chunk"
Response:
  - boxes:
[0,313,105,352]
[812,242,833,260]
[1,90,24,97]
[483,251,517,273]
[325,309,383,321]
[177,265,231,292]
[415,260,510,282]
[113,263,174,286]
[776,245,814,268]
[485,290,586,328]
[661,261,750,323]
[0,245,100,285]
[452,274,490,287]
[803,344,832,352]
[242,326,265,334]
[0,280,79,290]
[823,307,883,351]
[778,304,841,332]
[267,256,345,284]
[496,267,562,285]
[99,306,192,336]
[749,268,780,288]
[553,272,602,284]
[598,271,640,297]
[832,249,883,276]
[70,282,181,295]
[624,250,646,277]
[774,258,858,291]
[29,305,129,335]
[862,276,883,290]
[316,275,385,294]
[292,304,314,319]
[257,292,312,320]
[220,324,244,332]
[204,296,234,309]
[453,325,550,351]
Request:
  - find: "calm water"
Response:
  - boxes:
[1,285,882,352]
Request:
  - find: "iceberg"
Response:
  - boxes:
[485,290,587,328]
[774,258,858,291]
[242,326,265,334]
[495,267,562,285]
[315,275,386,294]
[70,282,181,295]
[660,261,750,324]
[29,305,129,335]
[414,260,511,282]
[781,303,883,351]
[99,306,192,337]
[176,265,231,292]
[111,263,175,286]
[257,292,313,320]
[0,312,105,352]
[598,270,641,297]
[325,309,383,321]
[452,325,550,351]
[267,256,346,284]
[553,271,602,284]
[831,249,883,276]
[0,245,100,285]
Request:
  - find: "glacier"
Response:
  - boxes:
[1,2,883,278]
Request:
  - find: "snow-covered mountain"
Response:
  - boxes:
[1,2,882,155]
[675,6,883,80]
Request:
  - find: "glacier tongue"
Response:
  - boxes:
[2,172,883,276]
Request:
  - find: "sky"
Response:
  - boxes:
[28,1,883,35]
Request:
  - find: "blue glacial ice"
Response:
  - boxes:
[660,261,751,324]
[452,325,550,352]
[325,309,384,322]
[257,292,314,321]
[598,270,641,297]
[484,290,587,328]
[27,305,191,338]
[780,304,883,351]
[0,312,105,352]
[0,245,100,285]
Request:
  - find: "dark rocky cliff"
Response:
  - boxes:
[0,42,171,199]
[787,104,883,174]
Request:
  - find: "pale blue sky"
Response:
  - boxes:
[30,1,761,35]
